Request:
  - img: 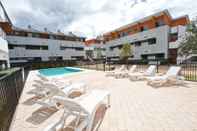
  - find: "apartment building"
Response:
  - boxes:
[4,25,86,64]
[0,1,86,65]
[88,10,189,63]
[0,1,190,65]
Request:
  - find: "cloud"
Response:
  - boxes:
[1,0,197,38]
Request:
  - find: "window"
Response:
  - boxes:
[60,46,83,51]
[155,20,166,27]
[169,33,178,42]
[143,26,149,31]
[26,45,40,50]
[134,41,141,47]
[148,38,156,45]
[60,46,65,50]
[155,54,164,59]
[49,57,62,61]
[75,47,84,51]
[140,26,149,32]
[140,27,144,32]
[110,45,122,50]
[71,56,84,60]
[10,57,41,62]
[109,47,113,51]
[40,46,48,50]
[8,44,25,49]
[8,44,14,49]
[60,46,72,50]
[33,33,41,38]
[118,45,123,49]
[26,45,48,50]
[141,55,148,60]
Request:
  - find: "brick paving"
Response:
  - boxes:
[10,70,197,131]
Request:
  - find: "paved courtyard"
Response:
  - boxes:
[10,69,197,131]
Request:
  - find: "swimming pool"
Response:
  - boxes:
[39,67,82,76]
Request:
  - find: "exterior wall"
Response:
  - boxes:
[0,27,9,67]
[7,35,85,63]
[105,25,170,60]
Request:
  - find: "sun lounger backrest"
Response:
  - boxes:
[129,65,137,73]
[166,66,181,77]
[53,96,88,114]
[144,65,156,76]
[118,65,126,71]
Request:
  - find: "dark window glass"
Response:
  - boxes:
[26,45,48,50]
[40,46,48,50]
[140,27,144,32]
[118,45,123,49]
[8,44,25,48]
[8,44,14,49]
[148,38,156,45]
[169,33,178,42]
[26,45,40,50]
[135,41,141,47]
[155,54,164,59]
[75,47,84,51]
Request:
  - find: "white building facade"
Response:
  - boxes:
[0,27,9,69]
[6,30,86,64]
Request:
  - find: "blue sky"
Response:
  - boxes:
[1,0,197,38]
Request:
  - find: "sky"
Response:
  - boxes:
[1,0,197,39]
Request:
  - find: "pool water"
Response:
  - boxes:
[39,67,82,76]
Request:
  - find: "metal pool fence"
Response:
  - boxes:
[0,67,29,131]
[10,59,197,81]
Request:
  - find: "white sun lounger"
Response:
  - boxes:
[129,65,156,81]
[44,89,110,131]
[147,66,184,87]
[105,65,126,76]
[115,65,137,78]
[30,78,72,98]
[35,82,87,108]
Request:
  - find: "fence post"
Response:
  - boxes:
[156,59,159,73]
[21,67,25,82]
[96,60,98,70]
[103,60,105,71]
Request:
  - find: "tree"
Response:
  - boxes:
[178,18,197,57]
[120,43,133,67]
